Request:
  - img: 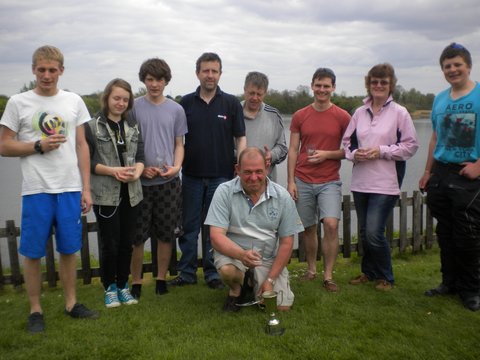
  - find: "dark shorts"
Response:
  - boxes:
[134,177,182,245]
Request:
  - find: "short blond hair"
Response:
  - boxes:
[32,45,64,67]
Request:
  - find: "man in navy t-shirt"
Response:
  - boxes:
[169,52,246,288]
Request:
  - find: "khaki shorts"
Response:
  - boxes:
[214,251,294,307]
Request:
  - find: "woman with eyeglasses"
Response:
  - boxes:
[342,63,419,291]
[84,78,145,308]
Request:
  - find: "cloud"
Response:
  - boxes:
[1,0,479,99]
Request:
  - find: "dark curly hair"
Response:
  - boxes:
[138,58,172,83]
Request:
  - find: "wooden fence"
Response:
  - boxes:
[0,191,435,288]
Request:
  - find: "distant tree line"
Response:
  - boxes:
[256,84,435,115]
[78,85,435,115]
[0,83,434,119]
[394,86,435,113]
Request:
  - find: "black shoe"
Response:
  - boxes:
[461,295,480,312]
[207,278,225,289]
[27,312,45,333]
[131,284,142,299]
[65,303,100,319]
[155,280,168,295]
[237,270,255,305]
[167,276,196,286]
[424,283,455,297]
[223,295,240,312]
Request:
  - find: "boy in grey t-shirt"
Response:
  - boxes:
[129,58,188,298]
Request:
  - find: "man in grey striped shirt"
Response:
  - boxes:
[242,72,287,183]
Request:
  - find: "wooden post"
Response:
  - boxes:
[316,222,323,260]
[0,232,3,289]
[169,237,178,276]
[80,216,92,285]
[296,231,305,262]
[412,191,423,252]
[45,235,57,287]
[6,220,22,287]
[96,224,103,279]
[151,236,158,278]
[425,204,435,249]
[399,192,407,252]
[342,194,352,258]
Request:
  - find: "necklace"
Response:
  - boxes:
[114,122,124,145]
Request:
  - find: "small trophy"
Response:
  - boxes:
[262,290,285,336]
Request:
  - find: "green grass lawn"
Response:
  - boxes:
[1,247,479,360]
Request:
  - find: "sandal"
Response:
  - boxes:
[323,279,339,292]
[300,270,317,281]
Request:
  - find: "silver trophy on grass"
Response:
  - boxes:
[262,290,285,336]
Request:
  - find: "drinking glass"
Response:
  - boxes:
[306,144,315,156]
[122,153,135,174]
[252,241,265,266]
[156,155,168,173]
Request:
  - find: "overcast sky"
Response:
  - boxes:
[1,0,480,99]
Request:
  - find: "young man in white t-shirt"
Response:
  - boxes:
[0,45,99,333]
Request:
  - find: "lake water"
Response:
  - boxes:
[275,118,432,196]
[0,118,432,263]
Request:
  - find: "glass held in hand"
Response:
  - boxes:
[252,241,265,266]
[122,153,135,174]
[156,155,168,174]
[306,144,315,156]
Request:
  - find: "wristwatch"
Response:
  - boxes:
[267,277,276,286]
[34,140,44,154]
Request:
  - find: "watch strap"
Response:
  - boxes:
[34,140,44,154]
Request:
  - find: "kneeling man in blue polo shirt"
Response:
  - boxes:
[205,147,304,312]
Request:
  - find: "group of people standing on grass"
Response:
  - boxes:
[1,42,479,334]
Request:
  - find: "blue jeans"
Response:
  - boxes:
[353,192,398,284]
[177,175,229,282]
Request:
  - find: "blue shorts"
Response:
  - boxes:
[19,192,83,259]
[295,178,342,228]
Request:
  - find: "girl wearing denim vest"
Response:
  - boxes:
[84,79,145,308]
